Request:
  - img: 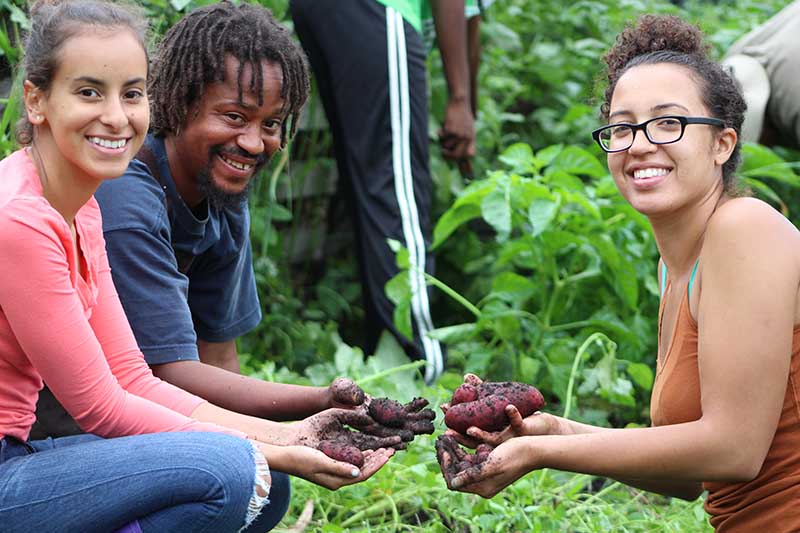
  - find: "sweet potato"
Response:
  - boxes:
[451,383,478,405]
[368,397,436,433]
[435,435,493,488]
[444,381,545,433]
[318,439,365,468]
[329,377,366,406]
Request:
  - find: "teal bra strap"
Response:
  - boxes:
[660,259,700,298]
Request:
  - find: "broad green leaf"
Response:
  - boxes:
[385,271,410,305]
[626,362,654,390]
[432,203,482,248]
[494,315,521,342]
[392,300,413,341]
[528,198,559,237]
[481,185,512,242]
[334,343,362,374]
[490,271,537,303]
[498,142,539,174]
[741,142,785,171]
[535,144,564,166]
[612,257,639,310]
[545,146,606,178]
[517,180,554,207]
[519,356,542,383]
[564,190,602,219]
[387,238,402,252]
[591,235,620,269]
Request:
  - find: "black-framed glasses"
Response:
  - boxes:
[591,115,726,153]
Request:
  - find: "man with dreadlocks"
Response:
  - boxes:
[31,3,413,492]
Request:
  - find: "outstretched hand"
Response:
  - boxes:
[446,438,535,499]
[452,406,562,447]
[264,443,395,490]
[292,407,404,451]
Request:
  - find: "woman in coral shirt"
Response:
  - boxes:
[0,2,391,531]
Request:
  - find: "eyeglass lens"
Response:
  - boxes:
[599,117,683,151]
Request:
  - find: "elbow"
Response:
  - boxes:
[712,447,765,483]
[151,361,181,383]
[723,458,762,483]
[674,484,704,502]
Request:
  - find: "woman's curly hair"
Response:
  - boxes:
[601,15,746,190]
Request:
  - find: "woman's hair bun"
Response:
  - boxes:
[604,15,710,83]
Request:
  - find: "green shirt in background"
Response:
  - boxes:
[374,0,425,32]
[374,0,490,35]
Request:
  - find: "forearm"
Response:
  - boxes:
[466,15,481,116]
[431,0,470,104]
[153,360,330,420]
[532,421,757,486]
[190,401,296,445]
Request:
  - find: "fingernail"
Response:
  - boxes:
[351,468,360,478]
[450,478,462,489]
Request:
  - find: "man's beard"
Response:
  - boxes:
[197,145,268,210]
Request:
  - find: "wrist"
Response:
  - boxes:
[519,436,545,472]
[448,93,470,107]
[320,386,334,410]
[257,442,291,472]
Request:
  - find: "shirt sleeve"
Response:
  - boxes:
[0,205,243,439]
[103,224,201,365]
[96,166,201,365]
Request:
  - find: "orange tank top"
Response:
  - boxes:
[650,284,800,532]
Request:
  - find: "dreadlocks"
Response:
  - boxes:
[149,1,309,147]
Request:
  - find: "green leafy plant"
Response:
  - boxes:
[388,143,659,426]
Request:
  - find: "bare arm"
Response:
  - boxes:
[457,408,703,499]
[431,0,475,162]
[153,342,332,421]
[197,338,241,373]
[466,14,481,117]
[451,200,798,499]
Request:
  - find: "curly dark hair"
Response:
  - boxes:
[601,15,746,191]
[16,0,148,146]
[148,0,309,148]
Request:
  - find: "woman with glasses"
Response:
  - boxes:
[440,14,800,531]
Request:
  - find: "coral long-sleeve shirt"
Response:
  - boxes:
[0,149,244,441]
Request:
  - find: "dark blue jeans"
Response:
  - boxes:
[0,432,290,532]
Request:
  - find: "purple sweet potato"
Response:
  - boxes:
[444,381,545,433]
[368,397,436,432]
[329,377,366,406]
[318,439,365,468]
[435,435,493,488]
[451,383,478,405]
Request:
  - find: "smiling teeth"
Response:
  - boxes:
[633,168,669,179]
[89,137,127,149]
[221,155,253,171]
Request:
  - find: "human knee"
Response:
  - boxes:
[243,471,290,532]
